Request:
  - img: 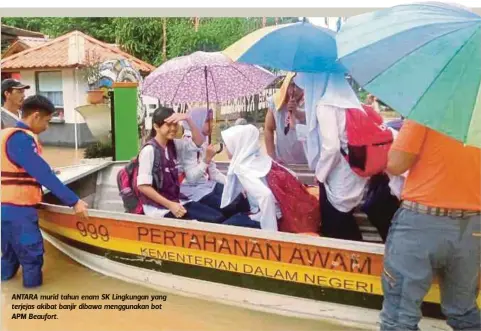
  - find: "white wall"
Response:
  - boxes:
[18,70,36,98]
[61,68,88,124]
[17,69,88,124]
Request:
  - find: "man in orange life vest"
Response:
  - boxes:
[1,95,88,288]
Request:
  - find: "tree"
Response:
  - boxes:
[2,17,116,43]
[3,17,301,66]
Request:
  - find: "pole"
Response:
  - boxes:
[204,66,211,144]
[74,68,79,153]
[74,32,80,154]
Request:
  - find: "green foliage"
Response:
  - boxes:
[83,141,113,159]
[3,17,300,67]
[112,17,166,66]
[2,17,116,42]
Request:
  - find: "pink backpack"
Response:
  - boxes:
[341,104,393,177]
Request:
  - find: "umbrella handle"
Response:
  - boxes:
[204,66,212,144]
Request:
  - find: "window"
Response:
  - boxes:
[36,71,64,121]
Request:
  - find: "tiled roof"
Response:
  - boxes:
[2,37,50,58]
[1,30,155,73]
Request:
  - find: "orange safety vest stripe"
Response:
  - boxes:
[1,127,43,206]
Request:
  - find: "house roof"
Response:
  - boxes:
[1,24,46,39]
[1,30,155,73]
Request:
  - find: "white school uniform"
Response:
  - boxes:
[137,138,197,218]
[294,73,368,213]
[220,124,281,231]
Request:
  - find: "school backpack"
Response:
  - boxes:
[266,162,321,235]
[341,104,393,177]
[116,140,174,214]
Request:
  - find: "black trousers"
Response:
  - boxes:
[319,182,363,241]
[361,173,400,242]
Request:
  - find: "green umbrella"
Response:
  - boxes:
[336,2,481,147]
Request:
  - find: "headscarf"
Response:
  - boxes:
[234,118,248,126]
[220,124,272,208]
[273,72,296,111]
[181,107,209,140]
[293,72,362,170]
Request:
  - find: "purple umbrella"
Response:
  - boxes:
[141,51,276,106]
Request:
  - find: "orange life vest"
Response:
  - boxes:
[1,127,43,207]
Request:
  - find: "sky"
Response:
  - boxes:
[307,17,341,30]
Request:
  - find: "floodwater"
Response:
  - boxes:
[1,145,361,331]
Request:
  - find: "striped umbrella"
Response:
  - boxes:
[336,2,481,147]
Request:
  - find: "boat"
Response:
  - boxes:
[39,160,479,331]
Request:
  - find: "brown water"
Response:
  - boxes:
[1,146,359,331]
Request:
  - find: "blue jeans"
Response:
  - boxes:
[223,213,261,229]
[1,214,44,288]
[165,201,225,224]
[380,208,481,330]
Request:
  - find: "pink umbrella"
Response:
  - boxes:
[141,51,276,106]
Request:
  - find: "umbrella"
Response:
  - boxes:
[142,51,275,144]
[336,2,481,147]
[142,51,275,105]
[223,21,346,73]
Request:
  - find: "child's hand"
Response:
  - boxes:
[165,113,189,124]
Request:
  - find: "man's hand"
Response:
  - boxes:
[204,144,217,164]
[168,202,187,218]
[73,200,89,219]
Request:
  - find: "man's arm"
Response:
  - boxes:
[264,109,277,159]
[7,133,79,207]
[387,150,417,176]
[386,120,426,176]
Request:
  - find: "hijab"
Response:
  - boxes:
[181,107,209,140]
[293,72,362,170]
[220,124,272,208]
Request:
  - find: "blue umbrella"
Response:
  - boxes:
[336,2,481,147]
[223,21,346,73]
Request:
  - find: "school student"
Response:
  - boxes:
[1,95,88,288]
[136,106,225,223]
[178,107,250,218]
[220,124,320,233]
[294,72,369,241]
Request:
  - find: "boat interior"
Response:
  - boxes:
[43,161,383,243]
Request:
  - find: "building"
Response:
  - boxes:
[1,24,46,55]
[1,30,155,147]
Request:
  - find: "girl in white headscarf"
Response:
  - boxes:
[220,124,280,230]
[220,124,320,233]
[180,107,249,217]
[294,72,369,241]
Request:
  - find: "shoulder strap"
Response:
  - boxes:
[168,140,177,159]
[145,140,163,189]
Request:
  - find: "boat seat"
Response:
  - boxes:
[93,163,127,213]
[93,162,382,243]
